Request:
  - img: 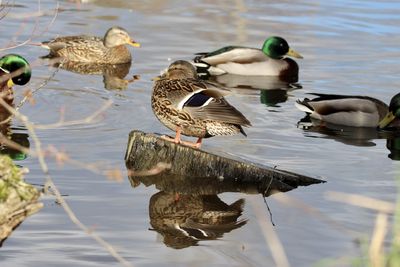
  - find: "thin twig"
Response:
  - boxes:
[16,57,64,110]
[263,196,275,226]
[34,100,113,129]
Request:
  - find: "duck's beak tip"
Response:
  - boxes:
[129,40,141,48]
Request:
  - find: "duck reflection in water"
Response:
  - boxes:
[128,172,249,249]
[205,73,301,107]
[148,191,246,249]
[51,61,138,90]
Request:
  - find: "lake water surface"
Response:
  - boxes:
[1,0,400,266]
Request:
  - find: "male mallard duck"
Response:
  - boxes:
[152,60,251,149]
[41,26,140,64]
[295,93,400,128]
[0,54,31,102]
[193,36,302,77]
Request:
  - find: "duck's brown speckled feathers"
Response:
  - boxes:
[41,26,140,64]
[152,60,251,145]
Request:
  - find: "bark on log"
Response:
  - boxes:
[125,130,325,196]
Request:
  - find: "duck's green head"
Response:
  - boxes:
[378,93,400,129]
[0,54,31,87]
[261,36,303,59]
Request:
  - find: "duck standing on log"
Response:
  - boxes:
[152,60,251,149]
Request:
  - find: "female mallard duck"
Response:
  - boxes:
[295,93,400,128]
[41,26,140,64]
[152,60,251,149]
[193,36,302,78]
[0,54,31,102]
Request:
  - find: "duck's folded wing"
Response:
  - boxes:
[162,79,231,109]
[306,97,382,115]
[42,35,102,51]
[197,47,268,65]
[184,95,251,126]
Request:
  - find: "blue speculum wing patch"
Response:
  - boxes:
[184,93,212,108]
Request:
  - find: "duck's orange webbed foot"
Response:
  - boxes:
[160,127,203,149]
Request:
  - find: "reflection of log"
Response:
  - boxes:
[125,131,325,196]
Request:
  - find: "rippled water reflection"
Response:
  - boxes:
[1,0,400,266]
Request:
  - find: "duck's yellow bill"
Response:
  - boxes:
[129,40,141,48]
[7,79,14,88]
[286,48,303,59]
[151,76,161,81]
[378,111,395,129]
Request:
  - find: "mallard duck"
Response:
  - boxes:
[295,93,400,128]
[0,54,31,102]
[193,36,302,77]
[152,60,251,149]
[41,26,140,64]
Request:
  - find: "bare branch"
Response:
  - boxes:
[0,1,60,51]
[0,97,134,267]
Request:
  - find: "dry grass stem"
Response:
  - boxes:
[325,191,395,214]
[248,196,290,267]
[369,212,388,267]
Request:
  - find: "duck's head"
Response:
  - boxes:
[104,26,141,48]
[261,36,303,60]
[379,93,400,129]
[0,54,31,88]
[165,60,198,80]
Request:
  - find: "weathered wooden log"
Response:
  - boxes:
[125,131,325,196]
[0,156,42,246]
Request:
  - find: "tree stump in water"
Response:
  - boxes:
[125,130,325,196]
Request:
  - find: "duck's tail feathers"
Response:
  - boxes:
[239,125,247,137]
[229,198,245,211]
[193,53,208,62]
[192,61,212,78]
[295,99,314,114]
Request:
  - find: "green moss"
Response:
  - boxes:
[0,155,39,202]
